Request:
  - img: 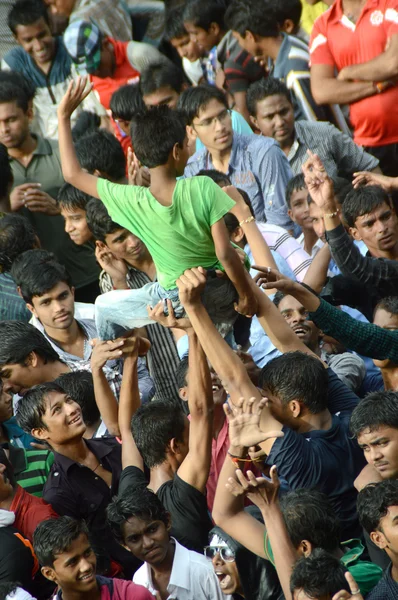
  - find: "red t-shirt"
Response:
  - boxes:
[10,484,58,542]
[310,0,398,147]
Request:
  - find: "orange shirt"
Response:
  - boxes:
[310,0,398,147]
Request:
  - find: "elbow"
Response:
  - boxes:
[106,422,121,437]
[311,85,327,105]
[212,505,228,528]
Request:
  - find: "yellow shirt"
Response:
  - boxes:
[300,0,329,36]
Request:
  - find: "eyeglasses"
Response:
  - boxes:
[194,109,231,129]
[204,546,236,562]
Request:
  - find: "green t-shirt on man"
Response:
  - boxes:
[97,176,235,290]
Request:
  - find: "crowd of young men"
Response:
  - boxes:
[0,0,398,599]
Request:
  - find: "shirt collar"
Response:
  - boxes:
[327,0,380,25]
[8,134,52,163]
[168,539,191,591]
[53,438,115,473]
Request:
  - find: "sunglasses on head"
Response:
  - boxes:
[204,546,236,562]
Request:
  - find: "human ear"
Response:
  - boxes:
[349,226,362,242]
[41,566,57,583]
[370,530,388,549]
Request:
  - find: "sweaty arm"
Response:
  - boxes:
[310,63,376,105]
[177,330,213,493]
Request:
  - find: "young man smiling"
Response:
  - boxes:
[33,516,153,599]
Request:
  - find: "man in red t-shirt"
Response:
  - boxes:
[63,20,162,154]
[310,0,398,176]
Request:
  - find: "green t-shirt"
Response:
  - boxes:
[97,176,235,290]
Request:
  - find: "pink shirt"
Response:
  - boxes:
[206,418,230,512]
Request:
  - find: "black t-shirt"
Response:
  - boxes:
[0,526,35,592]
[119,466,213,554]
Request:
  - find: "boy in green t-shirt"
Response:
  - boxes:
[56,78,256,340]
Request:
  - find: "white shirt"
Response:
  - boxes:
[133,538,227,600]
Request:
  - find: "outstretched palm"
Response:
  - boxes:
[302,151,335,210]
[224,397,282,448]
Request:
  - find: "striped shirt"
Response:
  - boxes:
[100,267,181,404]
[288,121,379,178]
[0,272,31,322]
[5,444,54,498]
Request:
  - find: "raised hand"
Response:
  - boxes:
[352,170,397,192]
[58,77,93,120]
[95,242,128,288]
[90,338,125,372]
[176,267,207,307]
[226,465,280,512]
[224,397,283,448]
[147,299,192,331]
[251,265,293,291]
[302,150,336,211]
[332,572,363,600]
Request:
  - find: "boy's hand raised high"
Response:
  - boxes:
[176,267,207,308]
[58,76,93,120]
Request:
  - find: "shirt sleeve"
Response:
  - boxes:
[254,142,294,230]
[231,110,254,136]
[384,5,398,37]
[309,15,336,66]
[310,299,398,362]
[327,124,379,174]
[96,178,137,231]
[270,231,312,281]
[326,352,366,393]
[326,224,398,295]
[204,178,236,225]
[118,465,148,495]
[326,367,360,415]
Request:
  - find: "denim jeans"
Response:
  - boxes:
[95,277,238,341]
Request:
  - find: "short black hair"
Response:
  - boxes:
[55,371,100,428]
[11,248,53,288]
[290,548,350,597]
[342,185,393,229]
[16,381,66,434]
[259,352,329,414]
[71,110,101,142]
[375,295,398,317]
[225,0,280,39]
[85,198,122,243]
[140,59,186,99]
[131,401,186,468]
[0,213,37,271]
[130,105,186,169]
[0,321,59,372]
[110,83,145,122]
[197,169,231,187]
[357,480,398,534]
[107,484,169,542]
[75,130,126,182]
[272,0,302,29]
[280,489,341,552]
[177,84,229,126]
[0,70,35,104]
[247,77,292,117]
[33,516,89,567]
[15,251,72,304]
[164,6,188,41]
[350,390,398,439]
[57,182,94,212]
[0,80,30,112]
[285,173,306,208]
[8,0,50,35]
[175,355,189,390]
[183,0,227,30]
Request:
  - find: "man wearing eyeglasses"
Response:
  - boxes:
[180,85,295,232]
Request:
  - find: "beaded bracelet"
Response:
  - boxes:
[239,216,255,226]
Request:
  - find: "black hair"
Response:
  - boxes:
[33,516,89,567]
[11,248,53,288]
[285,173,306,208]
[71,111,101,142]
[164,6,188,41]
[247,77,292,117]
[350,390,398,439]
[225,0,280,39]
[0,321,59,371]
[0,144,13,201]
[0,70,35,104]
[0,583,21,599]
[57,183,94,212]
[110,83,145,122]
[177,84,229,126]
[0,214,37,271]
[130,105,186,169]
[8,0,50,35]
[85,198,123,243]
[183,0,227,31]
[0,446,16,488]
[342,185,393,229]
[15,251,72,304]
[375,295,398,317]
[332,177,352,208]
[197,169,231,187]
[131,401,186,468]
[0,81,30,113]
[140,59,185,98]
[55,371,100,428]
[223,187,255,238]
[290,548,350,597]
[75,130,126,182]
[107,484,169,542]
[16,381,66,434]
[280,489,341,552]
[259,351,329,414]
[272,0,302,29]
[357,480,398,534]
[175,355,189,390]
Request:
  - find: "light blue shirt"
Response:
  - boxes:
[185,133,294,230]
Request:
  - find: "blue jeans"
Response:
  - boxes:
[95,277,238,341]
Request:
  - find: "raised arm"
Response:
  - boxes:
[57,78,101,198]
[90,339,123,436]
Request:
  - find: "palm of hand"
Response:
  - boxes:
[229,412,266,448]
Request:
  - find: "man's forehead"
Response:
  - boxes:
[358,425,394,441]
[197,99,226,119]
[278,295,304,312]
[356,202,391,224]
